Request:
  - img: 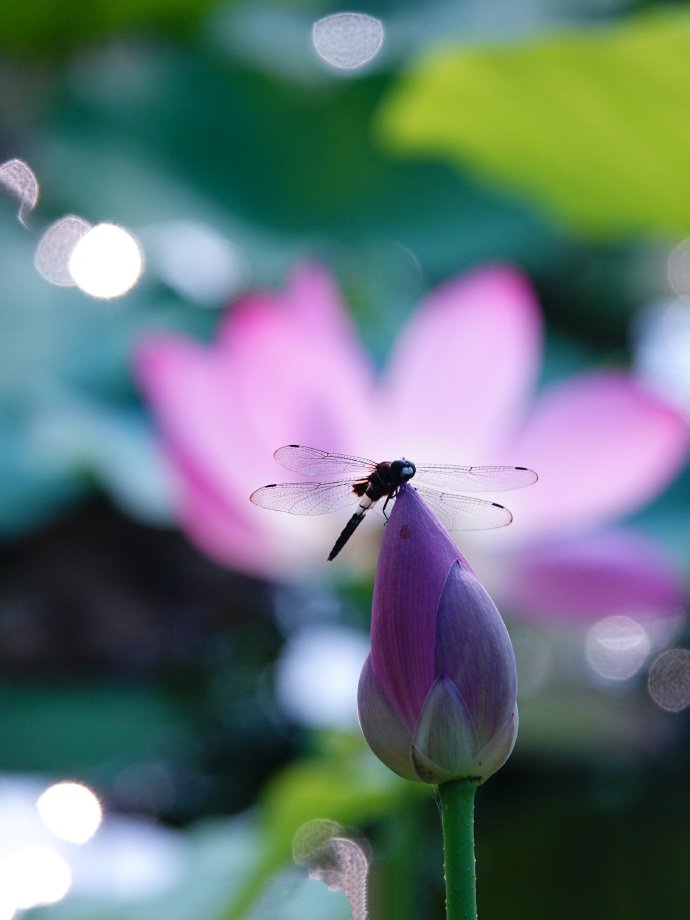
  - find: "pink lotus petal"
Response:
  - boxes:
[216,264,375,456]
[138,263,376,484]
[219,262,357,354]
[134,260,689,613]
[134,335,255,508]
[134,336,233,485]
[135,264,382,576]
[380,266,542,459]
[503,530,685,623]
[136,335,361,574]
[134,340,265,573]
[285,261,368,351]
[505,373,689,539]
[175,449,273,576]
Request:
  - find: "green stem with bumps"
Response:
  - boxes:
[438,779,478,920]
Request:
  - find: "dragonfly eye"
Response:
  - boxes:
[400,462,416,480]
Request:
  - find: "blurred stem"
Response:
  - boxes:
[377,796,425,920]
[438,779,478,920]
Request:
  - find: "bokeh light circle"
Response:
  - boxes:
[312,13,384,70]
[37,781,103,844]
[34,215,92,286]
[275,625,368,729]
[647,648,690,711]
[0,158,38,226]
[584,615,651,681]
[145,220,249,305]
[0,847,71,909]
[667,239,690,301]
[68,222,144,299]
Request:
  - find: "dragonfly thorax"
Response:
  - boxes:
[366,458,416,502]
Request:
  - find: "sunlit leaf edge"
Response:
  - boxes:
[377,9,690,239]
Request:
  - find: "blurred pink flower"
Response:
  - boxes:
[135,263,689,621]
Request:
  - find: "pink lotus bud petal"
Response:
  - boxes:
[434,561,517,740]
[411,675,478,781]
[357,656,416,782]
[470,708,519,779]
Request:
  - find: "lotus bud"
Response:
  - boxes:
[358,486,518,784]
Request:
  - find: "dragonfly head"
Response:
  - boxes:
[392,458,416,483]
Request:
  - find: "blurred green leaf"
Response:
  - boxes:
[0,682,182,772]
[218,738,420,920]
[378,10,690,238]
[31,43,566,281]
[0,0,232,56]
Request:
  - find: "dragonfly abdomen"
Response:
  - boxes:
[328,494,375,560]
[328,511,366,561]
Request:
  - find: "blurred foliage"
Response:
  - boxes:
[0,682,180,773]
[30,813,355,920]
[0,0,234,57]
[379,8,690,238]
[474,762,690,920]
[2,4,676,535]
[24,43,565,280]
[1,2,689,920]
[0,501,298,819]
[219,737,413,920]
[0,204,211,536]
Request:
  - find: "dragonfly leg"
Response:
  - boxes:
[381,488,398,522]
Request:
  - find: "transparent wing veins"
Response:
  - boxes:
[273,445,377,479]
[415,463,538,492]
[414,485,513,531]
[250,480,363,515]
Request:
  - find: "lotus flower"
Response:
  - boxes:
[135,262,689,622]
[358,486,517,784]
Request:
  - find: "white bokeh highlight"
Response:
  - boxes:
[275,625,369,729]
[0,776,183,910]
[584,615,651,681]
[634,298,690,416]
[37,782,103,845]
[648,648,690,712]
[667,239,690,301]
[68,222,144,299]
[144,220,249,306]
[312,13,384,70]
[0,846,71,910]
[34,215,92,286]
[0,158,39,227]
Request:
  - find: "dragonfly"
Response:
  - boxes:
[250,445,538,561]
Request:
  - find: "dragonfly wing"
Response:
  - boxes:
[415,463,537,492]
[250,480,361,515]
[273,445,377,479]
[414,485,513,530]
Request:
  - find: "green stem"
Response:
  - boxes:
[438,779,478,920]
